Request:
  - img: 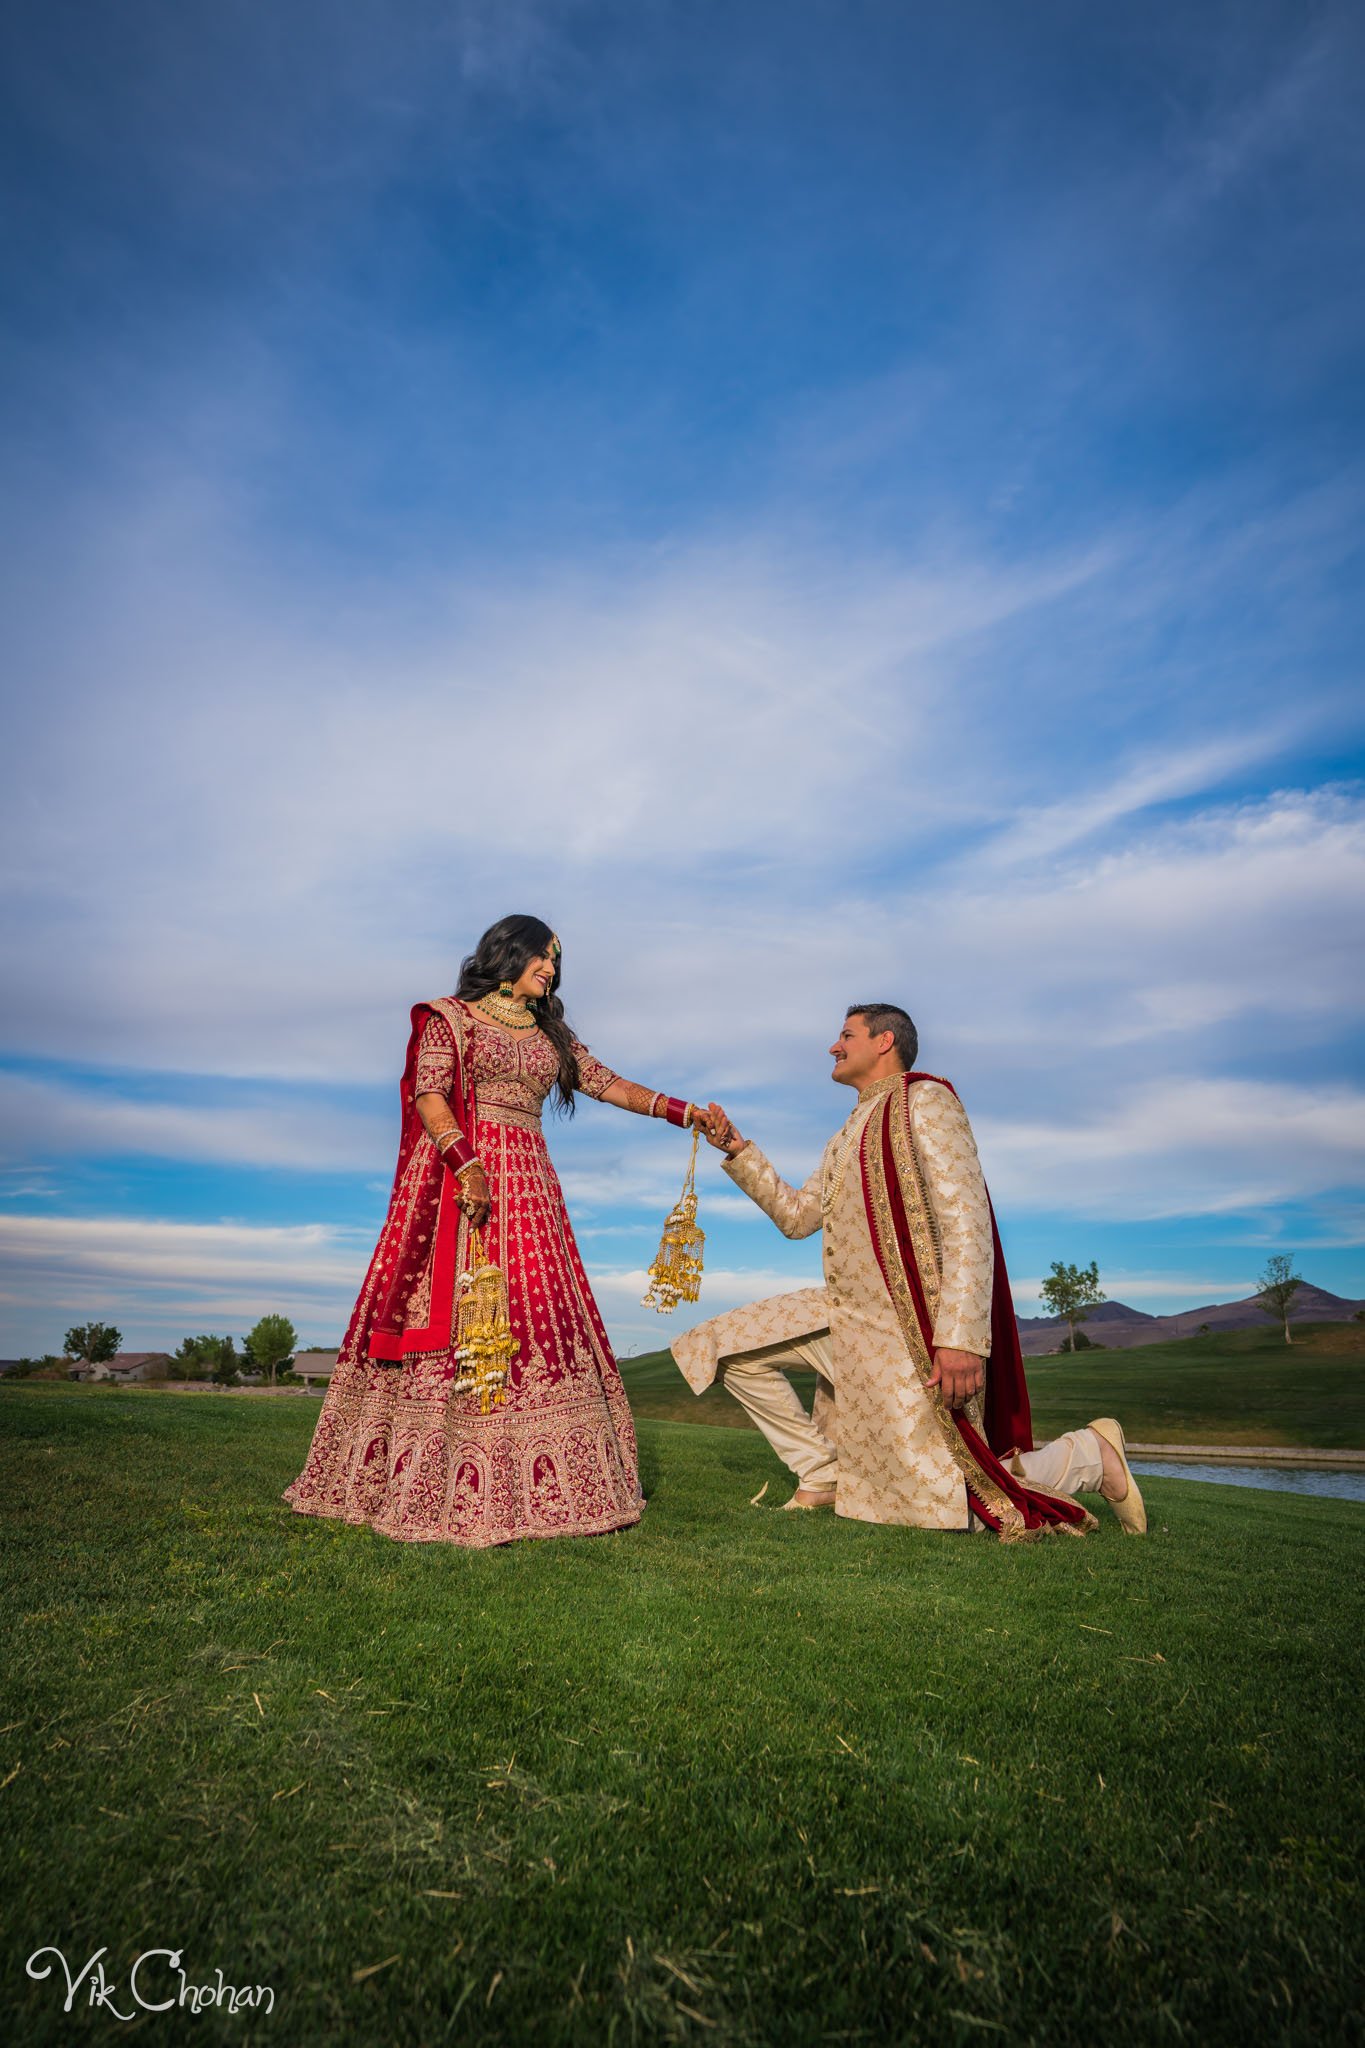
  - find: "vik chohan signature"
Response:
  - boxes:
[26,1946,275,2019]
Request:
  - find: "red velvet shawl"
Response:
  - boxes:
[354,1000,474,1366]
[860,1073,1090,1540]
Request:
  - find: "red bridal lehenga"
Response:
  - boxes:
[284,998,644,1549]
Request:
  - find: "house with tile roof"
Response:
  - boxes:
[292,1350,338,1388]
[80,1351,173,1383]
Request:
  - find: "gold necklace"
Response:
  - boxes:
[821,1115,865,1218]
[822,1080,900,1216]
[474,989,539,1032]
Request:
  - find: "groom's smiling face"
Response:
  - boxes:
[829,1013,895,1089]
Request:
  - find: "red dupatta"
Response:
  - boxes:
[860,1073,1091,1541]
[357,999,475,1365]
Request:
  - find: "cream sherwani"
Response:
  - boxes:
[673,1077,1101,1528]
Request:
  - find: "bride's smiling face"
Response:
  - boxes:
[511,953,557,1002]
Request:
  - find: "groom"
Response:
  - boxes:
[673,1005,1145,1539]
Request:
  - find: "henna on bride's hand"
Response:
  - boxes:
[453,1162,491,1231]
[699,1101,742,1153]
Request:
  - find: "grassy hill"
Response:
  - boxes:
[621,1321,1365,1449]
[3,1384,1360,2045]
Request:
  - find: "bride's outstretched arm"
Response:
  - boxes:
[572,1036,711,1132]
[598,1076,708,1130]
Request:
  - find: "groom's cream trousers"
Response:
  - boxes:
[721,1333,1104,1499]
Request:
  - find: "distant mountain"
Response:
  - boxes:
[1017,1299,1157,1329]
[1016,1281,1365,1356]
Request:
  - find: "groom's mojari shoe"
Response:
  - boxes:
[782,1486,837,1511]
[1089,1417,1147,1535]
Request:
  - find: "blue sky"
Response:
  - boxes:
[1,0,1362,1357]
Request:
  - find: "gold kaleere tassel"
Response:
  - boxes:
[642,1127,705,1313]
[453,1229,519,1412]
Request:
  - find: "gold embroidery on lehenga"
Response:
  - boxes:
[476,1096,543,1131]
[405,1254,434,1334]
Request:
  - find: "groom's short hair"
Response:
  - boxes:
[846,1003,918,1072]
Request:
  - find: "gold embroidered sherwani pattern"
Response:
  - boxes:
[674,1076,1105,1532]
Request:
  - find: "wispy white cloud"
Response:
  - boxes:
[972,728,1301,869]
[976,1077,1365,1221]
[0,1073,390,1174]
[0,1212,371,1347]
[7,413,1357,1099]
[0,477,1118,1086]
[3,768,1363,1242]
[1009,1273,1257,1313]
[1177,28,1350,205]
[0,1212,368,1286]
[558,784,1365,1142]
[930,786,1365,1059]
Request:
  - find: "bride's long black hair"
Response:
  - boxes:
[456,914,580,1113]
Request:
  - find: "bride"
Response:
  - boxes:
[285,914,702,1549]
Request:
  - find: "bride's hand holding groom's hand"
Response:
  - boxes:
[698,1101,748,1158]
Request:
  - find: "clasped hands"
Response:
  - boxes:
[693,1100,748,1157]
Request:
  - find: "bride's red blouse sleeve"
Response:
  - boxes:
[412,1011,457,1098]
[572,1038,621,1099]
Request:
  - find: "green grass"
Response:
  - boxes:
[2,1384,1362,2046]
[621,1321,1365,1449]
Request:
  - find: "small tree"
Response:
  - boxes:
[172,1333,237,1382]
[1053,1329,1104,1354]
[63,1322,122,1370]
[210,1345,241,1387]
[1256,1255,1302,1346]
[243,1315,298,1389]
[1039,1261,1106,1354]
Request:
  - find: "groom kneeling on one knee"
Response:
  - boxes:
[672,1004,1145,1540]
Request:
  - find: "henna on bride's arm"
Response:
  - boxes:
[600,1079,707,1130]
[414,1090,487,1220]
[414,1089,461,1145]
[599,1077,659,1116]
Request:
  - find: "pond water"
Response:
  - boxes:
[1131,1461,1365,1504]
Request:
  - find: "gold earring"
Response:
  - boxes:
[499,981,514,997]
